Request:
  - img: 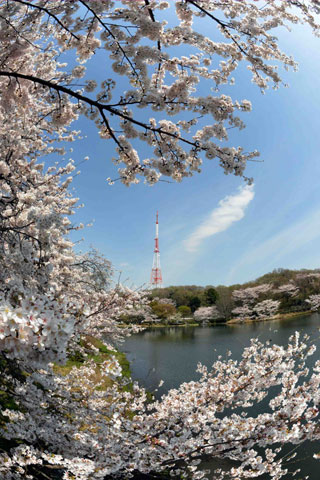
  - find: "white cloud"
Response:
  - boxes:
[226,206,320,284]
[185,184,254,252]
[118,262,133,271]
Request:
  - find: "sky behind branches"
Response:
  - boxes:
[68,14,320,288]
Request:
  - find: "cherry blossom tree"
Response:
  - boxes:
[194,305,221,322]
[306,294,320,311]
[1,0,320,186]
[232,284,273,305]
[276,283,299,297]
[231,304,254,321]
[296,273,320,280]
[1,1,320,479]
[232,284,278,321]
[252,298,280,319]
[2,331,320,480]
[157,297,177,306]
[0,101,145,360]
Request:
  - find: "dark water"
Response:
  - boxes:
[123,313,320,479]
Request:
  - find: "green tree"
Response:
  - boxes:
[204,287,219,306]
[150,302,176,320]
[178,306,192,318]
[189,296,201,313]
[215,286,234,320]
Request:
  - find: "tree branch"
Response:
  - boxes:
[11,0,79,40]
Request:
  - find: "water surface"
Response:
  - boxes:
[123,313,320,479]
[124,313,320,394]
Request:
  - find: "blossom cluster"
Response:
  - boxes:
[231,284,280,321]
[232,274,320,320]
[0,293,75,363]
[1,332,320,479]
[306,295,320,311]
[1,1,319,186]
[194,305,221,322]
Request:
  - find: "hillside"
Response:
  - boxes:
[149,268,320,322]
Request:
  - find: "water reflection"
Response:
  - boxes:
[124,315,320,398]
[143,326,196,342]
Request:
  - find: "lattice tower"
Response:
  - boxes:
[150,211,163,288]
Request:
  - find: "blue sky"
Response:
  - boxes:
[66,13,320,288]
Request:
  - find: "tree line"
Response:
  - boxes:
[148,268,320,323]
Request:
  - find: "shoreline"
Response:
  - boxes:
[137,310,316,329]
[226,310,314,325]
[139,322,199,328]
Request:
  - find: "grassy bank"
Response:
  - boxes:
[53,336,132,395]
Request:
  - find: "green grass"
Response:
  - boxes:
[0,336,135,470]
[53,335,132,391]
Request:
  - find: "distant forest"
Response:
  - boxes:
[149,268,320,322]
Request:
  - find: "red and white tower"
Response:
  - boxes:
[150,211,163,288]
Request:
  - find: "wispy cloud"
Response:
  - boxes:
[118,262,133,272]
[119,262,130,268]
[226,206,320,284]
[185,184,255,253]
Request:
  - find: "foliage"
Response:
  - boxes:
[189,295,202,313]
[150,300,177,320]
[150,285,204,308]
[177,305,192,318]
[153,268,320,322]
[204,287,219,306]
[215,285,235,320]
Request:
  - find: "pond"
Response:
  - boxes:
[123,313,320,479]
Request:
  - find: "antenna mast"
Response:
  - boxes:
[150,211,163,288]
